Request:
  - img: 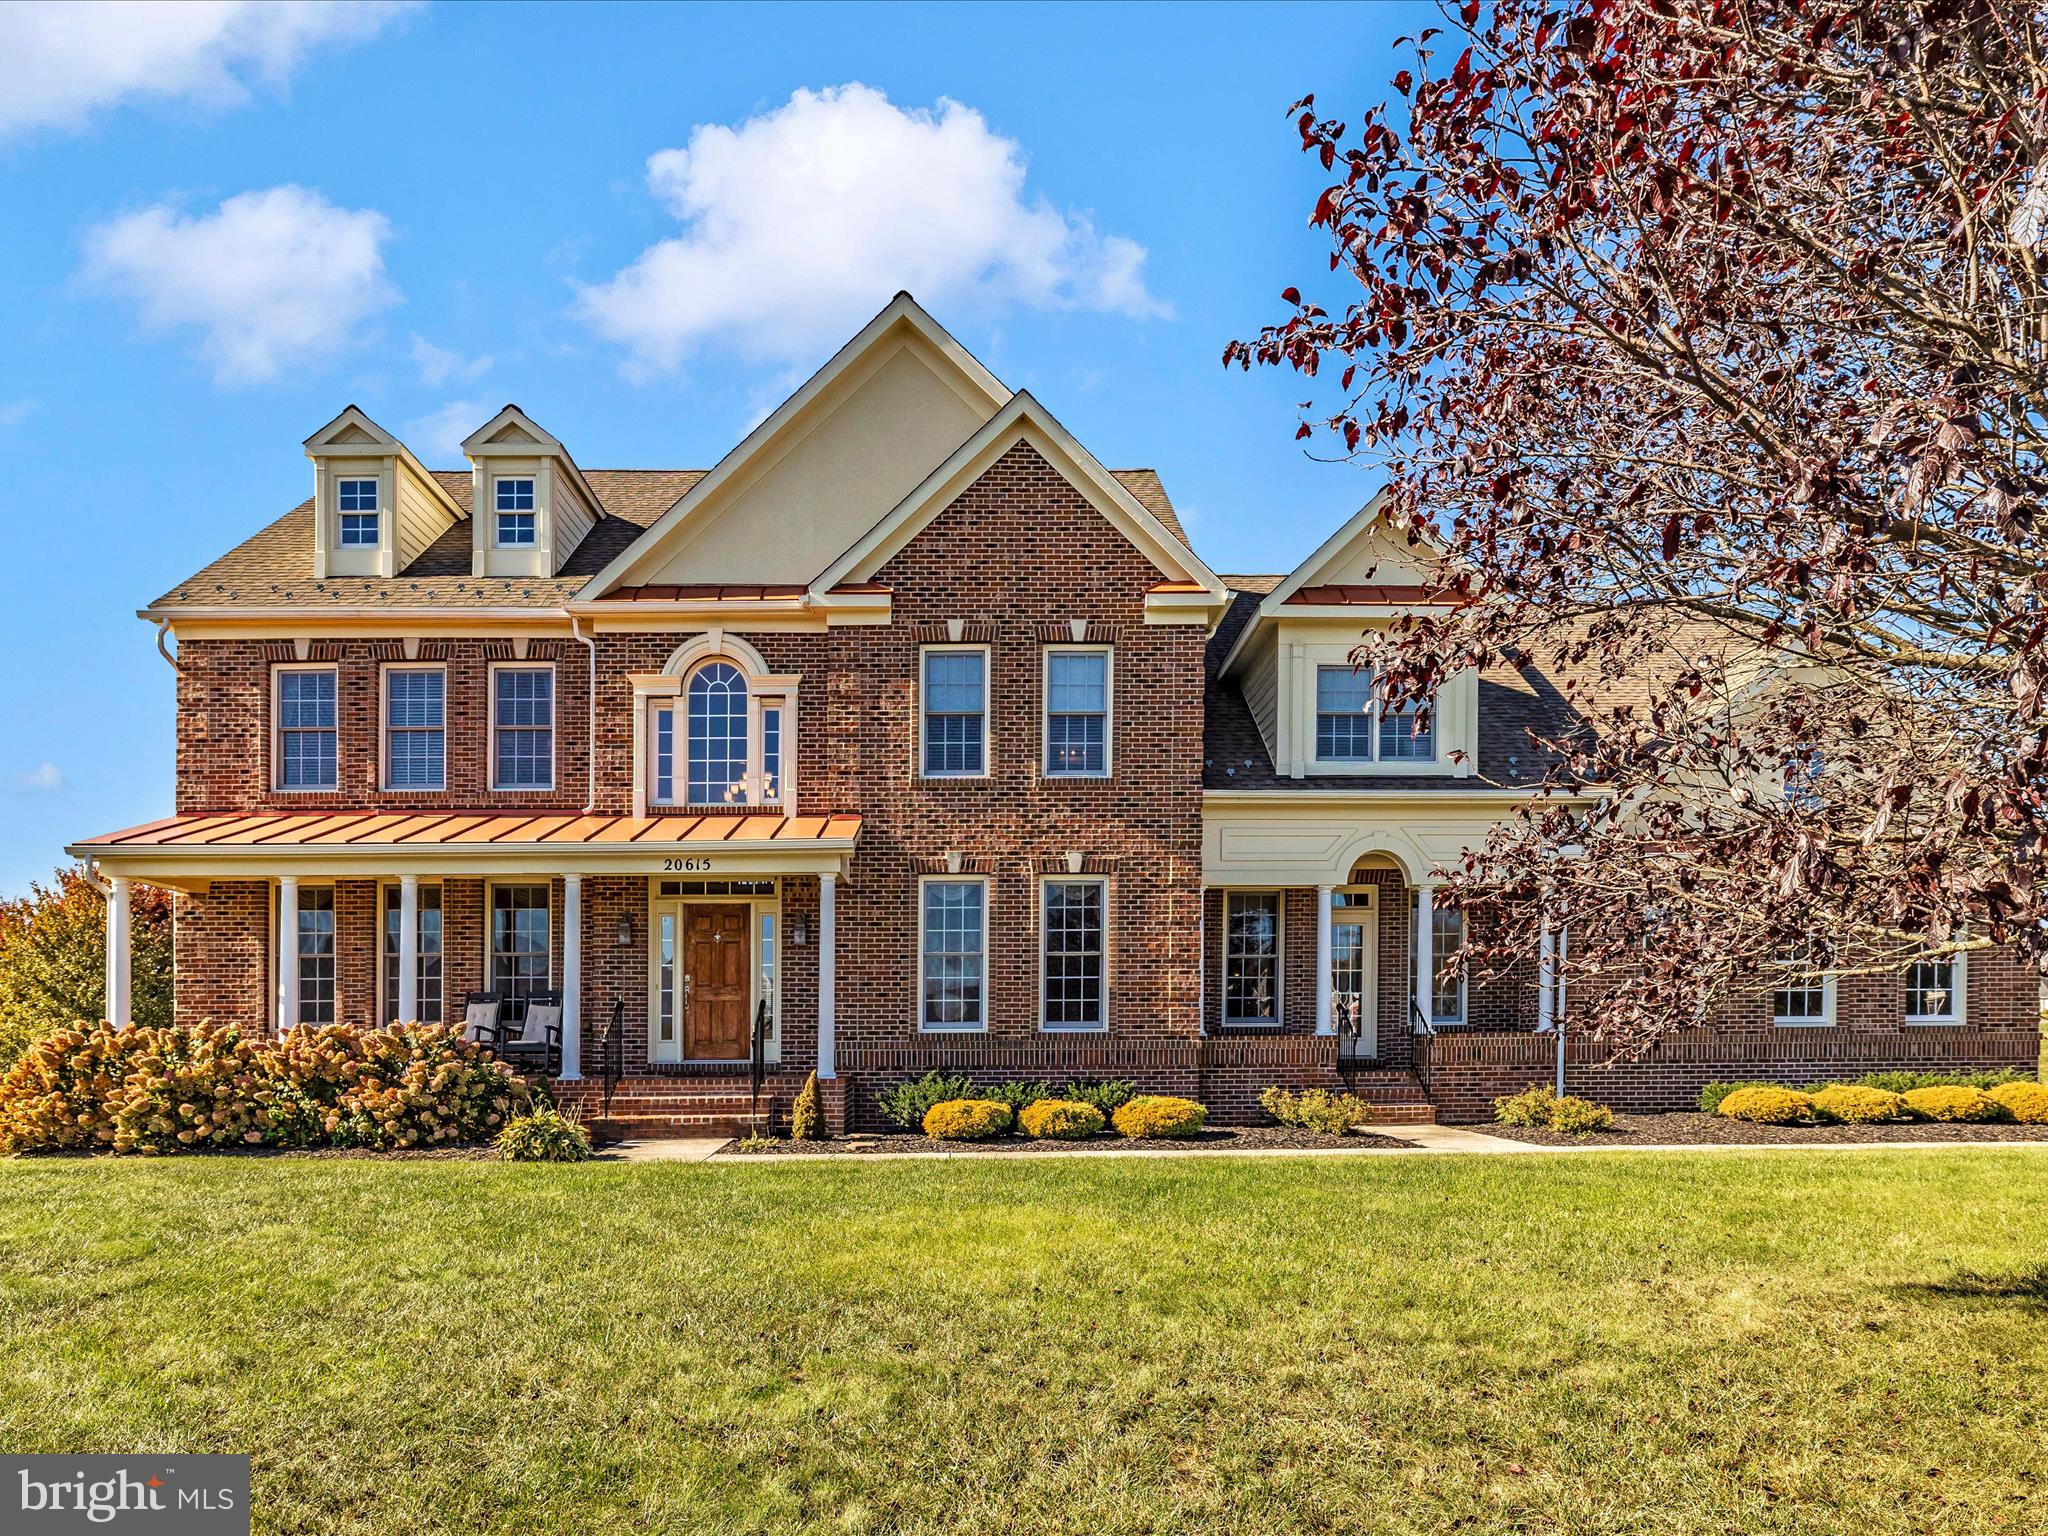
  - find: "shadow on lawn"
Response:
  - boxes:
[1892,1264,2048,1312]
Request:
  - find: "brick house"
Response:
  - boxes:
[69,295,2038,1129]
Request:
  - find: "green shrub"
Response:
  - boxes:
[0,1021,531,1155]
[1547,1095,1615,1135]
[1061,1078,1137,1118]
[496,1108,592,1162]
[1988,1081,2048,1124]
[877,1070,974,1131]
[1261,1085,1375,1135]
[923,1099,1013,1140]
[1017,1099,1105,1139]
[1716,1086,1815,1125]
[790,1071,821,1140]
[1493,1083,1558,1127]
[981,1080,1050,1116]
[1699,1080,1779,1115]
[1810,1084,1909,1124]
[1111,1095,1208,1139]
[1850,1068,2026,1094]
[1900,1085,2010,1123]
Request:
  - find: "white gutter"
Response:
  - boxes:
[150,618,182,672]
[571,613,597,813]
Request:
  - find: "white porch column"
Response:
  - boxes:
[1412,881,1436,1033]
[104,876,132,1028]
[277,875,300,1031]
[396,874,420,1024]
[1536,918,1556,1034]
[561,874,583,1080]
[1314,884,1334,1035]
[816,872,837,1079]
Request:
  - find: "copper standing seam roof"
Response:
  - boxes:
[73,811,863,850]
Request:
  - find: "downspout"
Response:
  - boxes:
[571,613,597,813]
[152,618,183,672]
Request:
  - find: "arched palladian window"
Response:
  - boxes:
[687,662,748,804]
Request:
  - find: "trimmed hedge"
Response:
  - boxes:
[1111,1095,1207,1139]
[1716,1086,1815,1125]
[1900,1085,2008,1123]
[1810,1084,1909,1124]
[1988,1081,2048,1124]
[1261,1086,1375,1136]
[0,1021,531,1155]
[923,1099,1014,1141]
[1017,1099,1105,1140]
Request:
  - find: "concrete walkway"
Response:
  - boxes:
[601,1137,728,1163]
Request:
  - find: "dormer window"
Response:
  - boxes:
[494,478,537,546]
[337,479,380,547]
[1316,665,1435,764]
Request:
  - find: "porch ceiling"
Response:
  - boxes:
[67,811,862,891]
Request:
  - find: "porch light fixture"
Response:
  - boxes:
[790,918,810,946]
[616,914,633,947]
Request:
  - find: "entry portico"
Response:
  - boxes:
[68,811,860,1082]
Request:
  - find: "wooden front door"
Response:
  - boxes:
[683,904,751,1059]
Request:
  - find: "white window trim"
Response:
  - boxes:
[1904,950,1967,1025]
[916,875,990,1033]
[1410,891,1467,1026]
[1038,875,1110,1032]
[375,878,444,1025]
[271,662,340,795]
[336,477,381,547]
[380,663,448,793]
[645,883,783,1065]
[1304,654,1443,775]
[493,476,538,548]
[271,879,339,1029]
[1219,888,1284,1027]
[1042,644,1114,779]
[485,878,554,993]
[489,661,557,793]
[1770,954,1836,1027]
[918,643,991,780]
[641,662,796,811]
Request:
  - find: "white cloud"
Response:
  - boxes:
[83,185,399,383]
[0,1,418,140]
[13,762,63,795]
[0,400,32,427]
[575,84,1167,377]
[402,398,488,465]
[410,334,492,388]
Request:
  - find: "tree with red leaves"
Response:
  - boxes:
[1230,0,2048,1043]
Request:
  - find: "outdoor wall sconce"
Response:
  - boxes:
[790,918,810,946]
[615,915,633,947]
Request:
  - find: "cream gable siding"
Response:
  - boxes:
[1268,618,1479,779]
[462,408,604,578]
[393,462,458,570]
[1303,517,1435,588]
[638,339,994,586]
[303,406,463,582]
[1239,621,1281,760]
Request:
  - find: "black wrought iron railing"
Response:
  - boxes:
[599,998,624,1124]
[748,1000,770,1129]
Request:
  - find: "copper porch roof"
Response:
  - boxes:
[75,811,863,850]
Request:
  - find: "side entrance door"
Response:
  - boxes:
[683,903,751,1060]
[1332,888,1378,1062]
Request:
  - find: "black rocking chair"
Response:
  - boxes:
[494,988,565,1078]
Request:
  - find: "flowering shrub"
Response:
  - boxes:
[1110,1095,1208,1139]
[1261,1086,1375,1136]
[1810,1085,1910,1124]
[0,1021,530,1155]
[1988,1081,2048,1124]
[497,1107,592,1162]
[922,1099,1013,1141]
[1716,1086,1815,1125]
[1017,1099,1105,1140]
[1900,1086,2009,1123]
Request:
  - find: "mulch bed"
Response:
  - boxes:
[718,1124,1411,1156]
[1475,1112,2048,1146]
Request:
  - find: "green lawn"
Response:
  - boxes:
[1,1152,2044,1536]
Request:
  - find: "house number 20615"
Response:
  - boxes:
[661,857,714,872]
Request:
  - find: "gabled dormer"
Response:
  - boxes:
[1220,492,1479,778]
[461,406,602,578]
[302,406,465,580]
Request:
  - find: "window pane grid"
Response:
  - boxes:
[1905,956,1957,1020]
[381,885,443,1025]
[1046,654,1108,774]
[1378,699,1435,760]
[386,671,445,789]
[921,881,986,1029]
[494,669,553,787]
[1042,881,1105,1028]
[923,651,985,775]
[652,707,675,803]
[1772,943,1829,1023]
[1316,665,1375,761]
[491,885,550,1003]
[278,670,337,790]
[1223,892,1279,1023]
[338,479,379,548]
[687,662,749,804]
[296,888,336,1026]
[1410,898,1466,1024]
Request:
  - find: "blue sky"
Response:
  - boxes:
[0,0,1427,895]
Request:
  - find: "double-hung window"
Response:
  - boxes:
[384,667,446,790]
[1045,647,1110,776]
[276,667,338,791]
[1041,879,1106,1030]
[296,886,336,1026]
[337,478,379,547]
[922,647,987,777]
[1410,894,1465,1025]
[1770,941,1833,1026]
[495,477,536,547]
[381,883,443,1024]
[919,879,987,1031]
[1316,664,1435,763]
[493,666,554,789]
[1905,951,1963,1024]
[490,884,551,1004]
[1221,891,1280,1025]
